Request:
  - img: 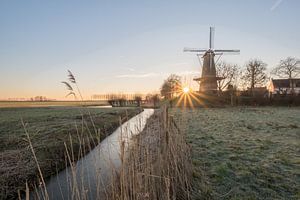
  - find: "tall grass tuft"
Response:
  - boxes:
[18,71,192,199]
[26,106,192,200]
[109,105,193,200]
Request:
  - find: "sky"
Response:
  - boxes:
[0,0,300,100]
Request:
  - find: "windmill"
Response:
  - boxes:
[184,27,240,93]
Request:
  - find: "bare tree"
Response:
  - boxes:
[134,95,142,107]
[151,94,160,107]
[242,59,268,89]
[216,62,240,91]
[272,57,300,78]
[160,74,181,99]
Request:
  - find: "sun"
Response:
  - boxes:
[183,86,190,94]
[176,86,204,108]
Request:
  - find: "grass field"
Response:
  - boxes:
[0,100,108,108]
[171,107,300,200]
[0,106,141,199]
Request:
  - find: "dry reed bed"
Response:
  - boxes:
[8,107,191,200]
[0,107,142,199]
[109,107,193,200]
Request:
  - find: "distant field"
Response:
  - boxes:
[0,106,141,199]
[171,107,300,199]
[0,100,109,108]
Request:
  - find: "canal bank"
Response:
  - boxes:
[30,109,154,199]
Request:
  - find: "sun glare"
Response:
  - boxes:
[183,87,190,94]
[175,86,205,108]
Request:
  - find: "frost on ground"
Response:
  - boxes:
[171,107,300,200]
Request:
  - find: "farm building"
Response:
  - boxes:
[268,78,300,95]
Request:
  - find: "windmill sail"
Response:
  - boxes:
[214,49,240,53]
[183,48,207,52]
[209,27,215,49]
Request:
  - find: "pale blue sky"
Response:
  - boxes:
[0,0,299,99]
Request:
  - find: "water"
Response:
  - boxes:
[31,109,154,200]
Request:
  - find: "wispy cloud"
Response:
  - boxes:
[176,70,200,75]
[171,62,189,66]
[270,0,284,11]
[116,73,161,78]
[116,70,200,79]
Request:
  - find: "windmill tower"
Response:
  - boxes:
[184,27,240,93]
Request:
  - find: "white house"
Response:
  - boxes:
[268,79,300,95]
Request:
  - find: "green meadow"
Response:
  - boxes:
[171,107,300,199]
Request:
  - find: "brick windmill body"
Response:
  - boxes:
[184,27,240,93]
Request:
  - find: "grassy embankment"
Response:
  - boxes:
[0,105,141,199]
[108,107,193,200]
[171,107,300,199]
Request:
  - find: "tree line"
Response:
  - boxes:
[161,57,300,98]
